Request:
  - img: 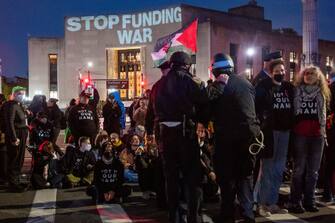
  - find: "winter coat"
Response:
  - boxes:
[151,66,208,123]
[1,100,28,142]
[103,101,122,135]
[252,69,271,86]
[133,106,147,127]
[45,105,62,129]
[110,91,126,130]
[61,145,96,177]
[68,103,99,138]
[208,74,260,141]
[29,119,54,146]
[255,78,294,158]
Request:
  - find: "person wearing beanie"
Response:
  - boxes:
[1,86,29,192]
[207,53,260,223]
[68,92,99,146]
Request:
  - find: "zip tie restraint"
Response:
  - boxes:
[249,130,265,156]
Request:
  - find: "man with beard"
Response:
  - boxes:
[207,53,260,223]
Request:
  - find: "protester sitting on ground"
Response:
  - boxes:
[196,123,218,202]
[61,136,96,187]
[92,130,109,161]
[134,135,158,200]
[87,141,125,204]
[31,141,63,189]
[120,134,142,183]
[110,132,124,156]
[29,112,54,148]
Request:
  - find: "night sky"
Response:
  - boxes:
[0,0,334,77]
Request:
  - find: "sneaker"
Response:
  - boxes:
[304,205,319,212]
[7,183,28,193]
[288,205,305,214]
[142,191,150,200]
[258,205,271,217]
[268,204,288,214]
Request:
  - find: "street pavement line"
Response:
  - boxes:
[27,188,57,223]
[97,204,133,223]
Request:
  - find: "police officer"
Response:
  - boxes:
[146,51,208,223]
[68,92,99,146]
[2,86,29,192]
[207,53,260,223]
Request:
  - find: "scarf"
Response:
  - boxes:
[294,85,327,136]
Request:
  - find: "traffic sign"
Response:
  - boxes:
[106,79,129,89]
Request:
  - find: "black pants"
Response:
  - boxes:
[214,136,255,222]
[159,124,202,223]
[52,127,61,144]
[0,143,7,181]
[6,128,28,186]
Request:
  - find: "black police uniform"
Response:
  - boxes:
[147,55,208,222]
[209,74,260,222]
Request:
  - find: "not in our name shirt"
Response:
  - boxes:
[272,84,294,130]
[94,159,124,193]
[294,96,321,137]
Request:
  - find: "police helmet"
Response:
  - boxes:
[212,53,234,77]
[169,51,192,66]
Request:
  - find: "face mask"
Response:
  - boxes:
[40,118,47,124]
[273,74,284,83]
[104,151,112,160]
[15,95,24,102]
[80,143,91,152]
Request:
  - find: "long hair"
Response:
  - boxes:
[294,65,331,106]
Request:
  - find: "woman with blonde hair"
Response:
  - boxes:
[289,66,331,213]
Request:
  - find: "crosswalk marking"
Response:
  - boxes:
[97,204,133,223]
[27,188,57,223]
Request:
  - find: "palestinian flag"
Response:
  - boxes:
[151,19,198,68]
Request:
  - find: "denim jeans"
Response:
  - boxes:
[290,134,324,206]
[256,130,290,205]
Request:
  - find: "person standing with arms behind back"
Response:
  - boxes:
[254,60,294,217]
[2,86,29,192]
[207,53,260,223]
[289,66,330,213]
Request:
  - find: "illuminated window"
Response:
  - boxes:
[49,54,57,92]
[290,69,294,82]
[49,91,58,99]
[290,51,296,63]
[326,56,333,67]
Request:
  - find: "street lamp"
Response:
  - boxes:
[246,47,255,79]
